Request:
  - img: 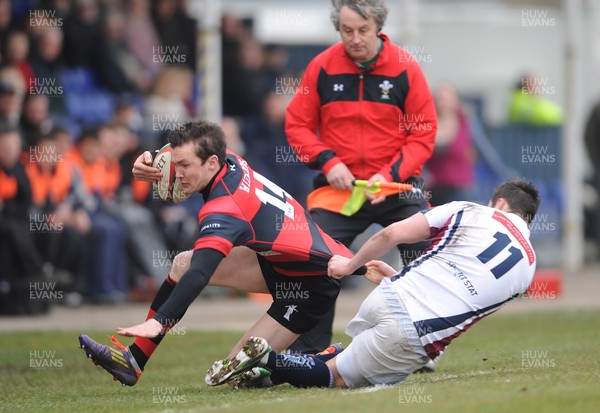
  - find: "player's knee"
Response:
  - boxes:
[170,250,192,281]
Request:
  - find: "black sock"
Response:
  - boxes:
[265,352,333,388]
[129,275,177,370]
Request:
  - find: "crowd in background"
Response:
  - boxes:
[0,0,199,312]
[1,0,587,315]
[0,0,321,313]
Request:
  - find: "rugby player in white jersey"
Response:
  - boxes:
[205,178,540,388]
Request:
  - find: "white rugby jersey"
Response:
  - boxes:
[390,201,536,360]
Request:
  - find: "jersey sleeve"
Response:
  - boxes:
[194,213,253,256]
[423,201,465,236]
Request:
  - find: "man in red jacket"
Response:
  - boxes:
[286,0,437,353]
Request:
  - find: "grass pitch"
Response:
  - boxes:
[1,309,599,413]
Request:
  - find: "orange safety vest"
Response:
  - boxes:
[101,158,122,200]
[0,168,18,201]
[66,149,121,201]
[24,159,72,205]
[131,179,151,203]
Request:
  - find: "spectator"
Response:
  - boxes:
[584,100,600,260]
[65,127,128,303]
[221,13,269,118]
[0,124,49,314]
[0,56,29,93]
[29,27,64,80]
[285,0,437,353]
[0,0,14,54]
[221,116,245,156]
[24,130,91,305]
[263,45,290,84]
[143,66,192,148]
[28,27,67,115]
[20,93,54,148]
[50,125,73,155]
[123,0,162,92]
[0,65,27,99]
[425,82,475,206]
[508,72,563,126]
[62,0,104,68]
[151,0,197,72]
[0,80,20,127]
[37,0,72,20]
[3,30,35,86]
[96,8,141,93]
[98,123,167,297]
[111,94,145,148]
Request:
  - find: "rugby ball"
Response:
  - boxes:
[152,143,189,203]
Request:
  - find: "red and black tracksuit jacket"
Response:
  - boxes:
[286,33,437,184]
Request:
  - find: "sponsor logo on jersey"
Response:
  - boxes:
[447,261,478,296]
[200,222,221,232]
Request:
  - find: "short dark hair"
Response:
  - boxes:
[48,126,72,140]
[490,178,541,224]
[77,126,100,144]
[330,0,388,32]
[168,120,227,166]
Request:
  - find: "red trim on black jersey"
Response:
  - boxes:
[194,235,234,256]
[193,152,354,276]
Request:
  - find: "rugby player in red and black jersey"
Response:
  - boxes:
[78,120,368,387]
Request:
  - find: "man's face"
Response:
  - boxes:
[172,141,219,195]
[24,95,49,124]
[78,137,101,164]
[0,92,16,115]
[0,131,21,168]
[338,5,380,63]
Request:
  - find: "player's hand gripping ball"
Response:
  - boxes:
[152,143,190,203]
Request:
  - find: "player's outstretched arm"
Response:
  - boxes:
[117,249,224,339]
[329,212,430,278]
[132,151,162,182]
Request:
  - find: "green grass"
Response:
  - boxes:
[1,310,599,413]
